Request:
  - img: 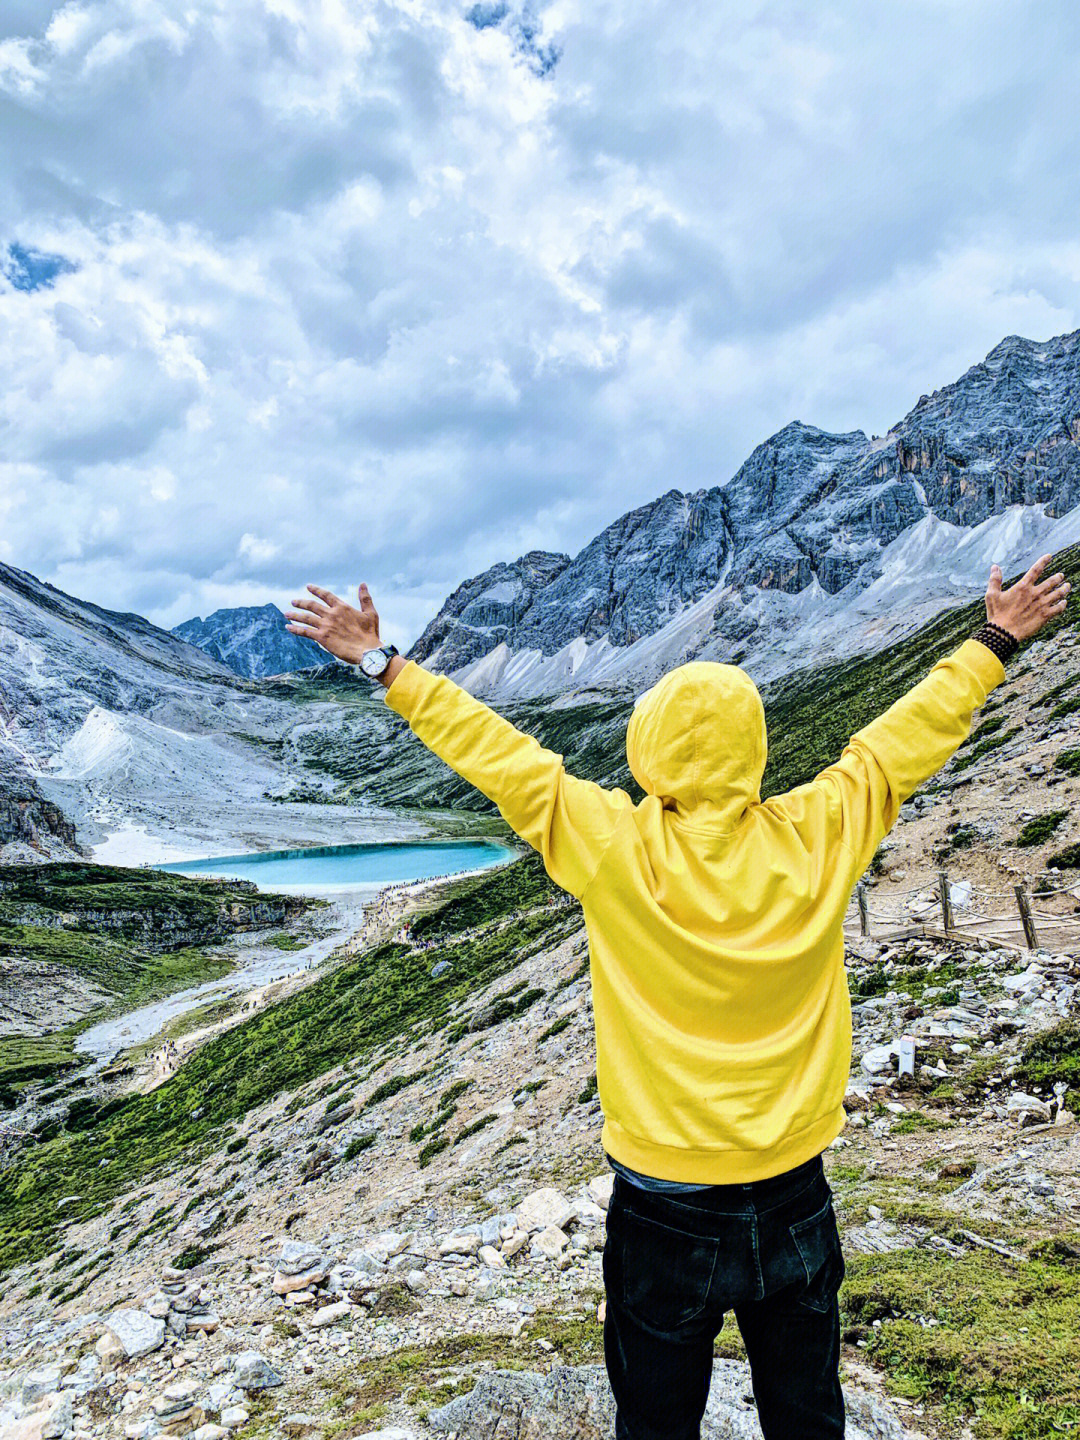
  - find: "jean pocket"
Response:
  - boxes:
[789,1194,846,1314]
[610,1206,719,1332]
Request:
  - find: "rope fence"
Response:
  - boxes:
[845,867,1080,953]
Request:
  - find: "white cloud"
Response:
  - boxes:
[0,0,1077,642]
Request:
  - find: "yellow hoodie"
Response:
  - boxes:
[382,636,1006,1183]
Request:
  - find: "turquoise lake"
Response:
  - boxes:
[155,837,518,892]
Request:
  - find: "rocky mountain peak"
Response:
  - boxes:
[416,326,1080,698]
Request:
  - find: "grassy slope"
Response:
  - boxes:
[258,542,1080,815]
[0,863,315,993]
[0,854,569,1269]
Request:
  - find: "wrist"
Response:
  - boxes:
[376,654,407,689]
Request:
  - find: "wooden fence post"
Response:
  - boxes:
[1014,883,1038,950]
[937,870,953,933]
[856,883,870,937]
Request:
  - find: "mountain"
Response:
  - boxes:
[172,603,325,678]
[412,329,1080,697]
[0,563,433,865]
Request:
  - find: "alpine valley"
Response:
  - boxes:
[2,331,1080,1440]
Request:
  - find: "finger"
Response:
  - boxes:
[1022,553,1053,585]
[307,584,340,607]
[358,582,377,614]
[284,611,321,627]
[1035,570,1067,592]
[986,562,1002,595]
[285,621,318,636]
[290,597,326,615]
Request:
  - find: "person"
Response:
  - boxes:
[284,555,1070,1439]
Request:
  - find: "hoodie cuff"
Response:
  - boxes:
[381,658,429,718]
[955,635,1008,693]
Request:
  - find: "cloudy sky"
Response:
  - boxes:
[3,0,1080,650]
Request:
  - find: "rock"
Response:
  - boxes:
[533,1225,569,1259]
[367,1230,411,1259]
[478,1245,506,1268]
[280,1415,320,1436]
[192,1427,228,1440]
[1006,1091,1052,1121]
[102,1309,166,1359]
[310,1301,351,1329]
[860,1044,897,1076]
[21,1367,63,1405]
[230,1351,283,1391]
[4,1391,74,1440]
[95,1329,125,1362]
[573,1196,607,1225]
[515,1187,575,1232]
[276,1240,325,1274]
[430,960,452,977]
[219,1406,249,1427]
[345,1249,388,1274]
[404,1268,432,1294]
[588,1174,614,1213]
[350,1431,421,1440]
[273,1266,327,1294]
[426,1360,930,1439]
[438,1233,482,1256]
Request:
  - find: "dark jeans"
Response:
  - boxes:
[602,1152,846,1439]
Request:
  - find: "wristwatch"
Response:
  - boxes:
[356,643,400,679]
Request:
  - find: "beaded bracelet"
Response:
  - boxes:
[971,620,1020,662]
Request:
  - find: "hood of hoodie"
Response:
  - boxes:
[625,660,768,829]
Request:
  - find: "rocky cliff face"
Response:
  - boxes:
[413,329,1080,696]
[172,603,325,678]
[408,551,571,672]
[0,748,83,858]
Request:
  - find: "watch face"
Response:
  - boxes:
[360,648,386,676]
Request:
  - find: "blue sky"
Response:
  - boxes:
[2,1,1079,651]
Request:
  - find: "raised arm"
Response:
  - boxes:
[284,581,630,898]
[771,554,1071,877]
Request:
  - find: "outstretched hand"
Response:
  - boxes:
[986,554,1070,641]
[284,582,382,665]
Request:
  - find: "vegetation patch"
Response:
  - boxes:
[1047,841,1080,869]
[0,855,574,1270]
[840,1243,1080,1438]
[1014,1019,1080,1111]
[1015,809,1070,846]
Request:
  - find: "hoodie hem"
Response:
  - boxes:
[600,1107,846,1184]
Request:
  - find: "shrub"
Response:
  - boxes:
[1048,842,1080,869]
[1016,810,1070,847]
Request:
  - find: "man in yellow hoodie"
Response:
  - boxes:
[285,554,1069,1440]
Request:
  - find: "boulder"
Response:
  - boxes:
[230,1351,283,1391]
[426,1360,933,1439]
[515,1187,575,1232]
[101,1309,165,1359]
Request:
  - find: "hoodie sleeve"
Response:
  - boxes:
[778,637,1007,877]
[381,659,631,899]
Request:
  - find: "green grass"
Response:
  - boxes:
[1014,1020,1080,1111]
[0,1032,81,1098]
[1015,810,1070,847]
[1054,747,1080,777]
[1047,841,1080,869]
[841,1242,1080,1437]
